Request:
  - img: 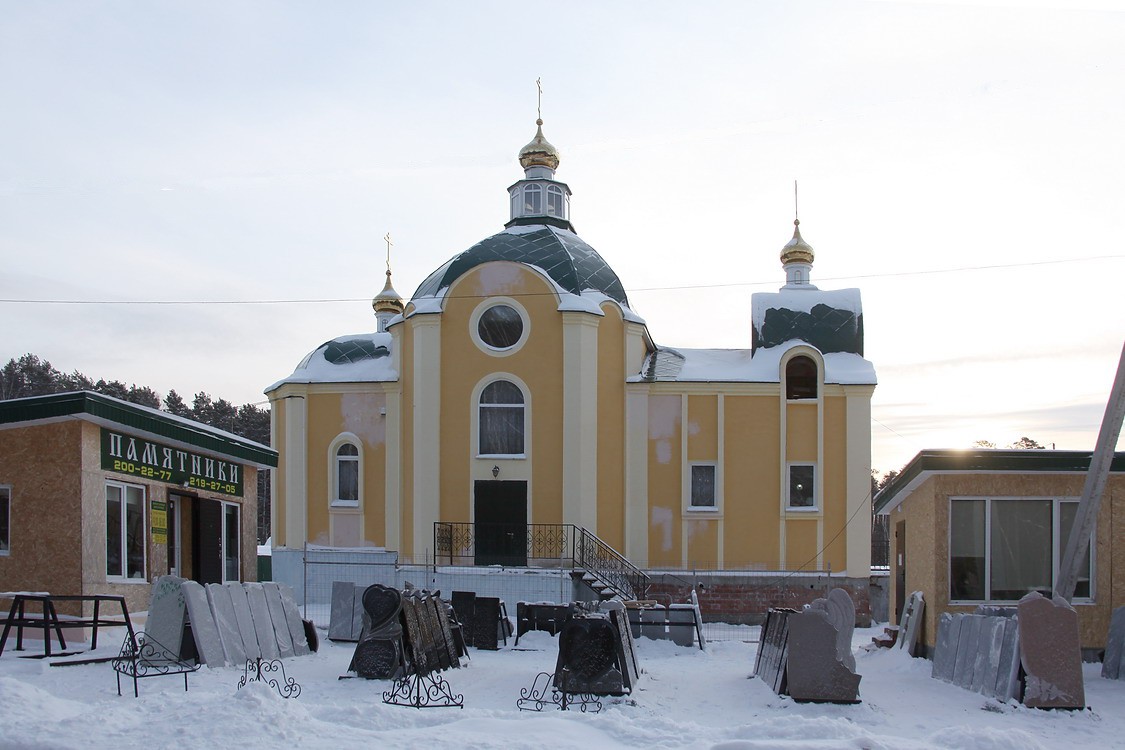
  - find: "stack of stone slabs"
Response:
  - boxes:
[150,579,310,668]
[931,611,1020,702]
[1102,605,1125,680]
[327,581,366,642]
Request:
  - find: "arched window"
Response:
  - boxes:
[479,380,525,455]
[334,443,359,506]
[547,185,564,217]
[785,355,818,400]
[523,184,542,214]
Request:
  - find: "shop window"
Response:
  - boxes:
[0,485,10,555]
[479,380,525,456]
[786,355,818,400]
[223,503,240,582]
[106,481,146,580]
[949,497,1093,602]
[334,443,360,507]
[689,464,717,509]
[787,464,815,509]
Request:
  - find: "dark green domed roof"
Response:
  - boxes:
[412,225,630,307]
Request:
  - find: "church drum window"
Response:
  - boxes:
[786,355,818,400]
[477,304,524,350]
[523,184,542,214]
[547,185,564,216]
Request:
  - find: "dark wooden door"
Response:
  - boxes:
[894,520,906,624]
[194,498,223,584]
[474,480,527,566]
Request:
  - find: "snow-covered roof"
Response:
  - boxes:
[752,287,865,356]
[631,340,877,385]
[267,332,397,390]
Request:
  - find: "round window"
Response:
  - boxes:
[477,304,524,349]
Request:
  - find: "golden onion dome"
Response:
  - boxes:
[518,118,560,171]
[372,270,404,316]
[780,219,815,266]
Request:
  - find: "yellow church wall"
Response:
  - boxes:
[785,402,818,461]
[400,321,416,557]
[436,263,567,527]
[686,517,719,567]
[646,393,682,566]
[686,395,718,462]
[785,517,819,569]
[596,302,627,551]
[724,394,782,568]
[820,394,848,572]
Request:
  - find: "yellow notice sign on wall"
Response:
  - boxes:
[151,500,168,545]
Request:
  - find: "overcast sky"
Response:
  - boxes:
[2,0,1123,474]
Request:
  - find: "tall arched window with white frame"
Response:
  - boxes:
[523,184,542,214]
[334,443,360,507]
[478,380,525,456]
[547,185,564,217]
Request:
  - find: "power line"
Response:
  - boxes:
[2,254,1121,306]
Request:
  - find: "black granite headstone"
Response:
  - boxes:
[472,597,502,651]
[348,584,406,680]
[451,591,476,647]
[554,614,627,696]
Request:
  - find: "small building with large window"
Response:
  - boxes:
[0,391,277,614]
[874,449,1125,656]
[267,117,877,599]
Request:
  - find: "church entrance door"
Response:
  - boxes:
[473,480,527,566]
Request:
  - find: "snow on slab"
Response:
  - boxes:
[0,626,1122,748]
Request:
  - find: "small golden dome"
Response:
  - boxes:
[780,219,815,266]
[372,270,404,316]
[518,119,560,171]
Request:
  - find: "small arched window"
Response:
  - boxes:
[479,380,525,456]
[547,185,564,217]
[523,184,542,214]
[786,355,818,400]
[334,443,359,506]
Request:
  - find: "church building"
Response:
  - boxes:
[265,117,877,589]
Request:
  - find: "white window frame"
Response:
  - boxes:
[0,485,10,556]
[786,462,818,511]
[105,480,147,582]
[523,183,542,214]
[329,435,363,509]
[547,185,565,217]
[477,378,528,459]
[947,496,1095,604]
[469,296,530,357]
[221,501,241,583]
[686,463,720,512]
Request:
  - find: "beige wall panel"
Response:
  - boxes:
[440,264,566,525]
[785,402,818,461]
[646,394,682,567]
[401,321,416,556]
[723,395,781,568]
[686,395,718,462]
[785,517,819,569]
[820,396,848,573]
[0,422,84,600]
[596,303,626,550]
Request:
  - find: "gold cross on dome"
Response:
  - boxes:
[536,78,543,120]
[383,232,393,270]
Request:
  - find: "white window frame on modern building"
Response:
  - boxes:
[329,435,363,509]
[786,462,817,511]
[470,296,530,357]
[222,501,240,583]
[476,377,528,458]
[105,480,146,582]
[948,496,1094,604]
[686,463,720,512]
[0,485,10,555]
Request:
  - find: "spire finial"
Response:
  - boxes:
[794,180,799,227]
[383,232,393,275]
[536,77,543,123]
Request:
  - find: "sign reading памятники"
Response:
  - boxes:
[100,428,243,497]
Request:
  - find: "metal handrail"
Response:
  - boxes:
[433,521,649,600]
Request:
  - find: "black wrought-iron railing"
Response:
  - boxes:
[433,521,648,600]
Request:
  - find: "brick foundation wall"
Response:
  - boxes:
[645,573,874,627]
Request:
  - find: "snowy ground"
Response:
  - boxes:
[1,624,1122,750]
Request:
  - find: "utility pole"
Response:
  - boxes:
[1055,341,1125,601]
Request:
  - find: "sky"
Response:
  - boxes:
[2,0,1124,474]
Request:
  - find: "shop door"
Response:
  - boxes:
[473,480,527,566]
[194,498,223,585]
